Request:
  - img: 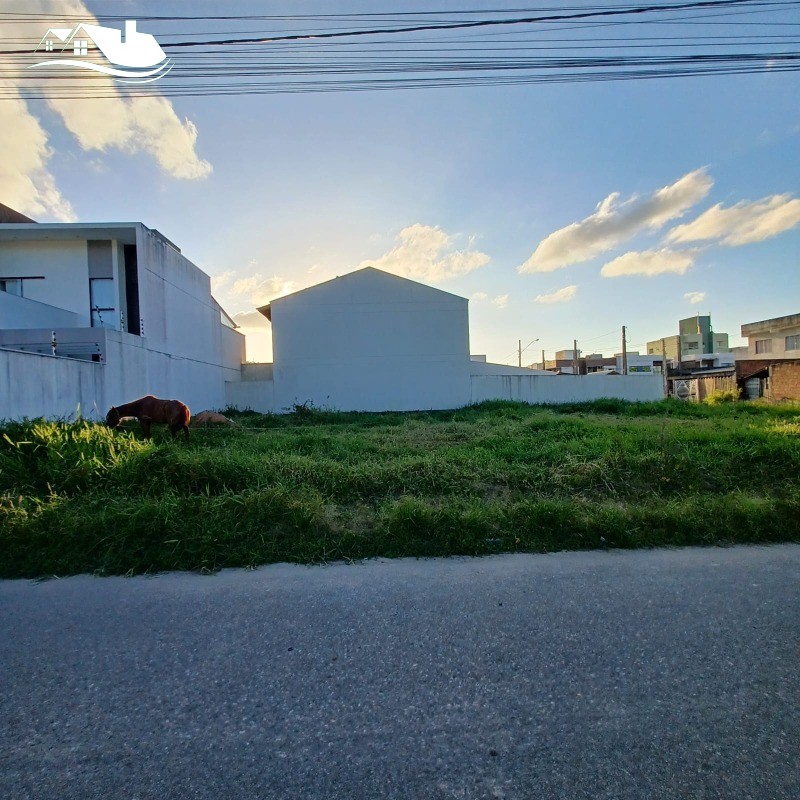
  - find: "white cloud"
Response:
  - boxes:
[534,285,577,304]
[471,291,508,309]
[665,194,800,246]
[684,291,706,304]
[492,294,509,309]
[601,249,695,278]
[519,169,713,273]
[230,274,296,307]
[0,0,210,217]
[0,85,74,220]
[357,224,489,282]
[210,270,236,295]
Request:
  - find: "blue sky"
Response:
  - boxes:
[3,1,799,363]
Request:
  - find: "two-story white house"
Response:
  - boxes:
[0,213,244,420]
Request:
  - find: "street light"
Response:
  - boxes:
[518,337,540,368]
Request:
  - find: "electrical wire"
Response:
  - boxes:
[2,0,798,99]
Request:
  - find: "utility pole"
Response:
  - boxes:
[621,325,628,375]
[518,339,522,368]
[573,338,579,375]
[541,349,546,370]
[661,338,668,398]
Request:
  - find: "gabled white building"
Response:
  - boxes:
[226,267,663,413]
[0,218,244,419]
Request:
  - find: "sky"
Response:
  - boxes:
[2,0,799,364]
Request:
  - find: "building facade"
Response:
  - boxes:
[740,313,800,359]
[0,219,244,419]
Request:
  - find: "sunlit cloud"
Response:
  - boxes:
[665,194,800,246]
[1,0,210,219]
[684,291,706,304]
[601,249,695,278]
[534,285,577,304]
[519,169,713,273]
[0,86,74,220]
[230,274,296,307]
[231,310,272,363]
[471,291,508,309]
[357,223,490,282]
[492,294,509,309]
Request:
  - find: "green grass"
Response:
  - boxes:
[1,399,798,578]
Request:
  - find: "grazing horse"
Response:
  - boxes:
[106,395,191,440]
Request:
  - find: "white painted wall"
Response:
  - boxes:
[470,374,665,405]
[225,378,274,412]
[0,292,81,328]
[270,268,471,412]
[0,348,104,420]
[0,240,90,325]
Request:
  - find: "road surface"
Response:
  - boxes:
[2,545,799,799]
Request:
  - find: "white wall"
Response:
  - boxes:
[270,268,471,412]
[0,348,105,420]
[471,374,664,405]
[470,361,554,377]
[0,240,90,325]
[226,378,275,412]
[0,292,81,328]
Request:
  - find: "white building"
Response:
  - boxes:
[0,219,244,419]
[226,267,664,413]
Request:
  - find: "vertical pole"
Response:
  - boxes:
[621,325,628,375]
[51,330,57,356]
[573,339,579,375]
[541,349,546,370]
[661,338,668,398]
[518,339,522,368]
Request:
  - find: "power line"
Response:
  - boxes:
[3,0,798,99]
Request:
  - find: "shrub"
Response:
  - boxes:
[704,388,740,405]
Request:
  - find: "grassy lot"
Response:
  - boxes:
[1,399,798,578]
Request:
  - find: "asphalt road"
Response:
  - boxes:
[1,545,799,800]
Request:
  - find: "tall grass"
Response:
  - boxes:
[1,400,798,577]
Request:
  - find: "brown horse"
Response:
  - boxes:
[106,395,191,440]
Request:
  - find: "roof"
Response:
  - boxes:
[0,221,179,248]
[741,313,800,337]
[0,203,36,224]
[257,267,467,321]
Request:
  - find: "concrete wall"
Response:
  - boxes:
[0,348,105,420]
[225,372,664,413]
[470,373,665,405]
[269,268,471,412]
[225,379,275,413]
[0,292,81,328]
[0,240,90,325]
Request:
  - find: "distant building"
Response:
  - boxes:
[740,313,800,359]
[647,314,730,365]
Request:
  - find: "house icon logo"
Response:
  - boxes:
[30,20,172,83]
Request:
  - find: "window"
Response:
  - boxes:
[786,334,800,351]
[0,279,22,297]
[755,339,772,354]
[74,39,88,56]
[686,341,699,350]
[90,278,118,330]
